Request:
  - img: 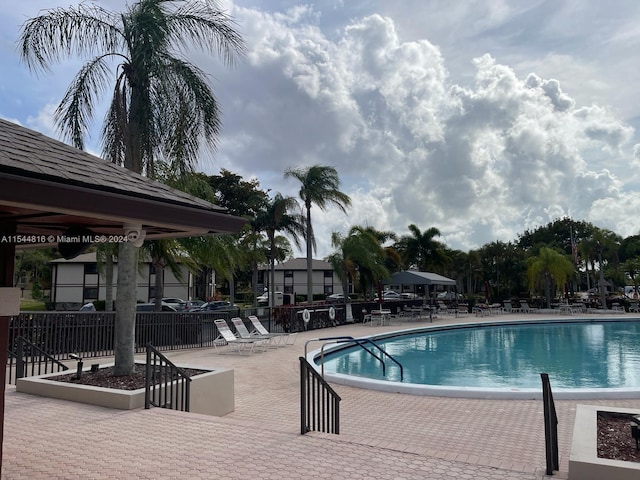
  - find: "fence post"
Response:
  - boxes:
[16,336,24,380]
[300,357,307,434]
[541,373,559,475]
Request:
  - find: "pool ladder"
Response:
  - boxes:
[305,336,404,381]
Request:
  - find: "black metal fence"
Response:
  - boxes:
[299,356,341,434]
[9,336,69,384]
[145,344,192,412]
[541,373,559,475]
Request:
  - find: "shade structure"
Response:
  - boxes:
[384,270,456,287]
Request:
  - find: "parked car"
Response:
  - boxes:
[257,291,283,303]
[374,290,402,301]
[400,293,420,300]
[150,297,188,311]
[136,303,177,312]
[193,300,237,312]
[436,291,463,300]
[326,293,345,302]
[186,300,205,310]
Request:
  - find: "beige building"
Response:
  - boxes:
[50,252,192,310]
[259,257,343,299]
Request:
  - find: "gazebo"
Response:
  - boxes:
[0,118,247,473]
[383,270,457,300]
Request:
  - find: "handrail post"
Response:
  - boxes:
[16,336,24,379]
[300,357,307,434]
[541,373,559,475]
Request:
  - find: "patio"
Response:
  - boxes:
[5,313,640,479]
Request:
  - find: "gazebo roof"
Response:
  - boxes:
[0,119,247,241]
[384,270,456,286]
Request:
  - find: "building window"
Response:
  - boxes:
[149,264,156,275]
[84,263,98,274]
[284,285,293,294]
[324,285,333,294]
[83,287,98,300]
[284,270,293,278]
[324,270,332,278]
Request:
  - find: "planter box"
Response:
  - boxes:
[570,404,640,480]
[16,362,234,417]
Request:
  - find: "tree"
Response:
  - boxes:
[253,193,305,306]
[284,165,351,302]
[396,224,448,272]
[20,0,244,375]
[526,247,575,308]
[327,226,390,301]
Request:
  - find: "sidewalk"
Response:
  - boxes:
[5,314,640,479]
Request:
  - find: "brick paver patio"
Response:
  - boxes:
[4,312,640,479]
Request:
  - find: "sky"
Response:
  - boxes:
[2,0,640,259]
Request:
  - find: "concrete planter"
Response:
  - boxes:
[16,362,234,417]
[570,404,640,480]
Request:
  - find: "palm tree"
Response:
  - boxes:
[19,0,244,375]
[526,247,575,308]
[397,224,448,272]
[327,226,390,301]
[284,165,351,302]
[253,193,305,307]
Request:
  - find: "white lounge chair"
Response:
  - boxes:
[213,319,265,354]
[247,315,296,346]
[230,317,271,350]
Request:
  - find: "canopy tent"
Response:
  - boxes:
[384,270,456,287]
[383,271,457,302]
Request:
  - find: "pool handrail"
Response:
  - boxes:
[306,336,404,381]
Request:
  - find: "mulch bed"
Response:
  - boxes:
[598,411,640,463]
[48,364,208,390]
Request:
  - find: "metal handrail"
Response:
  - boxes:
[10,336,69,384]
[305,336,404,381]
[144,343,192,412]
[300,356,341,434]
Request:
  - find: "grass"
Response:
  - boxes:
[20,299,47,311]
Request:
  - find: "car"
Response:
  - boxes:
[194,300,237,312]
[400,293,420,300]
[150,297,189,311]
[326,293,345,302]
[186,300,205,310]
[257,291,283,303]
[136,302,177,312]
[374,290,402,301]
[436,291,463,300]
[79,302,96,311]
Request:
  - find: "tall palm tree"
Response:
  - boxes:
[19,0,243,375]
[253,193,305,307]
[397,224,447,272]
[526,247,575,308]
[284,165,351,302]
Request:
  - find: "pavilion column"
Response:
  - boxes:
[0,222,17,475]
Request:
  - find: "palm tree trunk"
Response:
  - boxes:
[306,203,313,303]
[114,241,138,376]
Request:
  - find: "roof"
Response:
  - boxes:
[264,258,334,271]
[0,119,247,242]
[384,270,456,286]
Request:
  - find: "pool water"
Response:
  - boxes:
[318,320,640,389]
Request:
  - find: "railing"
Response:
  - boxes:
[541,373,559,476]
[306,336,404,381]
[144,344,192,412]
[300,356,341,434]
[8,336,69,384]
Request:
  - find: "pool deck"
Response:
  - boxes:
[5,312,640,479]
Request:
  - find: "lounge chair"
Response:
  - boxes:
[229,318,272,350]
[629,301,640,313]
[503,301,520,313]
[519,301,538,313]
[213,319,266,354]
[247,315,296,346]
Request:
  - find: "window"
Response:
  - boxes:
[284,285,293,294]
[324,285,333,294]
[84,263,98,274]
[284,270,293,278]
[324,271,333,278]
[83,287,98,300]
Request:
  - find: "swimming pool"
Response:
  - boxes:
[312,318,640,399]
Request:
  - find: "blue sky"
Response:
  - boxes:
[2,0,640,258]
